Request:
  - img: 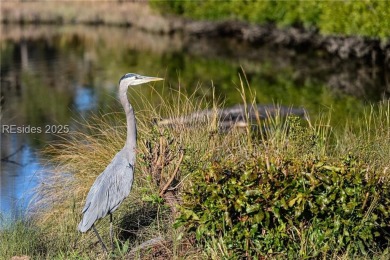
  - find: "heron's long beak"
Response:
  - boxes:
[145,76,164,82]
[126,74,164,86]
[139,76,164,84]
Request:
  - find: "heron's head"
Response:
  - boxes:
[119,73,163,91]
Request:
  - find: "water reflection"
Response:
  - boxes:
[0,24,388,218]
[0,146,42,218]
[1,139,43,219]
[74,86,97,112]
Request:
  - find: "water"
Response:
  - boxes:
[0,24,388,219]
[0,142,42,219]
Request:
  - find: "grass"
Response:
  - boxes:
[0,218,45,258]
[1,77,389,259]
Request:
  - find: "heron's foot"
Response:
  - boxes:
[111,237,114,252]
[92,225,108,253]
[101,242,109,254]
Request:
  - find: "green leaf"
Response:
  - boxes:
[253,210,265,223]
[322,165,342,172]
[246,204,261,214]
[288,196,299,207]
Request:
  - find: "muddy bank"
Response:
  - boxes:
[1,1,389,67]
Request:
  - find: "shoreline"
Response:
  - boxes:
[1,1,389,66]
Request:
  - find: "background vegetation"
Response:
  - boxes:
[2,1,389,39]
[1,81,389,259]
[152,0,390,39]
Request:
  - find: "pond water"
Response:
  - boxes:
[0,24,388,220]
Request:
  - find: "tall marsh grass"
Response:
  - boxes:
[1,79,389,259]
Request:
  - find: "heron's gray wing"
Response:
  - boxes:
[78,152,134,232]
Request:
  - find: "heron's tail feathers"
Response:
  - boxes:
[78,217,93,232]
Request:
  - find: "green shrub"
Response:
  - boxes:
[151,0,390,39]
[175,118,390,258]
[320,1,390,38]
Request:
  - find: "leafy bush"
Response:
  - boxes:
[175,117,390,258]
[151,0,390,38]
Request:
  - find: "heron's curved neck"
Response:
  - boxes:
[119,89,137,150]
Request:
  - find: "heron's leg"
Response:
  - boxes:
[92,225,108,253]
[110,213,114,251]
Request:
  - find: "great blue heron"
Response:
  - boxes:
[78,73,163,252]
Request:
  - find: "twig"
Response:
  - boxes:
[159,150,184,197]
[0,158,26,166]
[167,172,191,191]
[2,145,25,160]
[1,145,26,166]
